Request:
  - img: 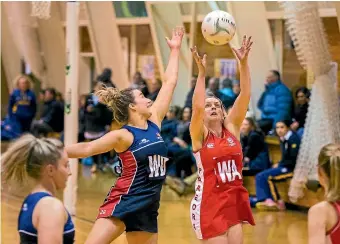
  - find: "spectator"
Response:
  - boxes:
[31,88,64,137]
[37,89,45,119]
[206,77,234,109]
[56,91,64,104]
[8,75,37,132]
[147,79,161,101]
[131,71,149,97]
[220,78,234,98]
[84,82,113,172]
[78,94,87,142]
[257,70,293,135]
[96,68,115,88]
[206,77,220,95]
[171,107,195,178]
[161,106,180,146]
[232,79,241,97]
[291,87,310,138]
[240,117,271,173]
[253,120,300,211]
[183,76,197,109]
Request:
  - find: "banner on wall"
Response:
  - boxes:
[214,59,237,79]
[138,55,155,80]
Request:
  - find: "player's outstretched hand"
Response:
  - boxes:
[190,46,207,74]
[231,35,253,65]
[166,26,184,50]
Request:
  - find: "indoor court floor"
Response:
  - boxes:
[1,166,308,244]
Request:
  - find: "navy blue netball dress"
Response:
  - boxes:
[18,192,75,244]
[97,120,169,233]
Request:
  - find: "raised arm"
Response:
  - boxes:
[65,129,131,158]
[150,26,184,126]
[225,36,253,132]
[189,46,208,152]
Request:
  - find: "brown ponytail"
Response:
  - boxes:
[318,143,340,202]
[95,85,135,125]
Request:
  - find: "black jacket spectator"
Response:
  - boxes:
[84,94,113,133]
[40,100,64,132]
[293,103,308,129]
[241,130,270,171]
[242,130,265,161]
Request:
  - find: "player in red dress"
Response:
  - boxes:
[189,36,255,243]
[308,143,340,244]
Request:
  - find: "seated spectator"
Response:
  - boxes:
[232,79,241,97]
[291,87,310,139]
[253,120,300,211]
[169,107,195,178]
[131,71,149,97]
[31,88,64,137]
[220,78,237,108]
[206,77,234,109]
[56,91,64,103]
[146,78,162,101]
[184,76,197,109]
[220,78,234,98]
[240,117,271,173]
[257,70,293,135]
[8,75,37,132]
[84,82,113,173]
[161,106,180,147]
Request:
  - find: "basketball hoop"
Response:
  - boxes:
[31,1,51,19]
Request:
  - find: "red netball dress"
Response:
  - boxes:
[190,127,255,239]
[327,202,340,243]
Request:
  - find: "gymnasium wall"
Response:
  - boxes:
[282,17,340,94]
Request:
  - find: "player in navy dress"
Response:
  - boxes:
[1,134,74,243]
[66,26,184,244]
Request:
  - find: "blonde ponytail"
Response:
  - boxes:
[95,85,135,125]
[318,143,340,202]
[1,134,64,187]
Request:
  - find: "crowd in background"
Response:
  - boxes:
[2,68,312,207]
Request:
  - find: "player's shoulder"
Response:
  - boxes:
[309,201,331,216]
[36,196,64,211]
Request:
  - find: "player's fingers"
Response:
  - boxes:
[247,36,252,47]
[242,35,246,46]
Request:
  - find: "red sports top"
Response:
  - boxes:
[190,127,255,240]
[327,202,340,243]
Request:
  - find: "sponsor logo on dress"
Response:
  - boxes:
[139,138,149,145]
[156,133,162,140]
[207,143,214,148]
[227,137,236,146]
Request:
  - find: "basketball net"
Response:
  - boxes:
[31,1,51,19]
[281,1,340,202]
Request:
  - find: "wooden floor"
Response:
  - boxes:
[1,166,309,244]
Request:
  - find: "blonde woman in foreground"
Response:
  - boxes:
[308,143,340,244]
[1,134,74,244]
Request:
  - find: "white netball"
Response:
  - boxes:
[201,10,236,46]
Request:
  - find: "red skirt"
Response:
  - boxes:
[190,184,255,239]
